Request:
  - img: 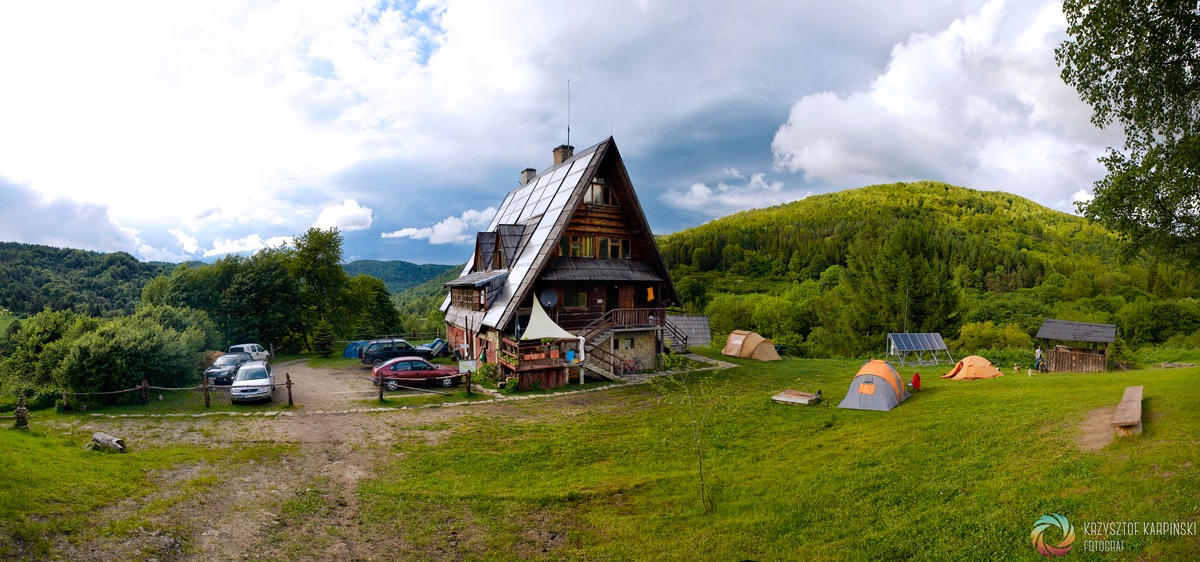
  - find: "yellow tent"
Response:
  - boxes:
[721,330,781,361]
[942,355,1004,380]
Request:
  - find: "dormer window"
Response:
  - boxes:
[586,178,616,206]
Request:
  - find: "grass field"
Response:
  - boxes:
[349,352,1200,560]
[3,351,1198,560]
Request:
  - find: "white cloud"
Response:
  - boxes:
[382,207,496,244]
[203,234,294,257]
[770,0,1121,212]
[313,199,373,231]
[663,173,804,217]
[169,229,200,254]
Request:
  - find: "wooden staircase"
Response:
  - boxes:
[575,308,689,379]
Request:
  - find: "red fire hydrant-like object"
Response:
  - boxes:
[911,373,922,392]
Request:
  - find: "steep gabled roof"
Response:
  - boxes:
[441,137,677,331]
[1036,319,1117,343]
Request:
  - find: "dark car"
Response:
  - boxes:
[204,352,253,385]
[371,356,462,390]
[359,338,434,366]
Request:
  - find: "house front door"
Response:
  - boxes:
[618,286,635,309]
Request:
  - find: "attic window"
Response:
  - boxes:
[586,181,616,206]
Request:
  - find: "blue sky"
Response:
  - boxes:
[0,0,1121,265]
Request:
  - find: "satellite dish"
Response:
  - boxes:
[538,289,558,309]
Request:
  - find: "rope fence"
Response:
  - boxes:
[59,374,295,409]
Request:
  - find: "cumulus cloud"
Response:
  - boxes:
[169,229,200,254]
[382,207,496,244]
[312,199,373,231]
[663,173,804,217]
[0,178,140,251]
[770,0,1120,212]
[203,234,294,257]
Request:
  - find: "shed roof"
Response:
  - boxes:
[1036,319,1117,343]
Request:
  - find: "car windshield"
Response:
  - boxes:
[235,368,269,381]
[214,356,239,366]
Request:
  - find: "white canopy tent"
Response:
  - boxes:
[519,299,584,366]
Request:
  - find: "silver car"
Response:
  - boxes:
[230,360,274,403]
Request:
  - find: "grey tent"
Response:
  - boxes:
[838,359,910,412]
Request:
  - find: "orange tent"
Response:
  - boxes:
[721,330,781,361]
[838,359,910,411]
[942,355,1004,380]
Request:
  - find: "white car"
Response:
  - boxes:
[230,360,274,403]
[228,343,270,361]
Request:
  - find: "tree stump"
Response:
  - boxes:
[91,432,127,453]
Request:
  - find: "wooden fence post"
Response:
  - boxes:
[378,371,384,402]
[285,373,293,406]
[140,380,149,405]
[466,370,472,395]
[203,377,210,408]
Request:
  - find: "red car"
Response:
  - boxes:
[372,356,462,390]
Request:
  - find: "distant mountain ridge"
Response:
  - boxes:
[0,242,173,317]
[0,240,458,318]
[342,260,459,294]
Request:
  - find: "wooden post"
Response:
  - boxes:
[466,370,472,395]
[378,370,384,402]
[140,380,149,405]
[285,373,293,406]
[62,389,69,411]
[203,377,210,408]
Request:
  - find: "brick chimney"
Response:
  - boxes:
[520,168,537,186]
[552,144,574,165]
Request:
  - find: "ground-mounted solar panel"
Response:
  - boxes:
[886,333,953,366]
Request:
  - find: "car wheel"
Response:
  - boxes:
[384,379,401,391]
[439,376,455,388]
[372,358,383,367]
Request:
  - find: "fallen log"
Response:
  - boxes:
[91,432,127,453]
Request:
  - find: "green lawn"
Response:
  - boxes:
[349,352,1200,561]
[4,353,1197,560]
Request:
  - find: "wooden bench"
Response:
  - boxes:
[1111,386,1144,437]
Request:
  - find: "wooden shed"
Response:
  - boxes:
[1035,319,1117,373]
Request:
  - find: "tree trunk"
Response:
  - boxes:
[92,432,127,453]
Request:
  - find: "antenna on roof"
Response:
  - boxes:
[566,79,571,147]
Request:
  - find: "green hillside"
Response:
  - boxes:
[657,181,1200,358]
[342,259,458,294]
[0,242,173,317]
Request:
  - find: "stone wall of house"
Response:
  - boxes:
[606,329,659,371]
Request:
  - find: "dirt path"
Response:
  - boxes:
[1078,404,1117,452]
[46,359,477,562]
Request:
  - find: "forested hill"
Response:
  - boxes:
[342,260,459,294]
[661,181,1130,290]
[657,181,1200,357]
[0,242,173,317]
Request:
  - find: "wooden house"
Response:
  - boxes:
[441,138,686,388]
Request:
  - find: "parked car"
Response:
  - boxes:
[359,338,434,366]
[230,360,274,403]
[229,343,270,361]
[204,352,252,385]
[372,356,461,390]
